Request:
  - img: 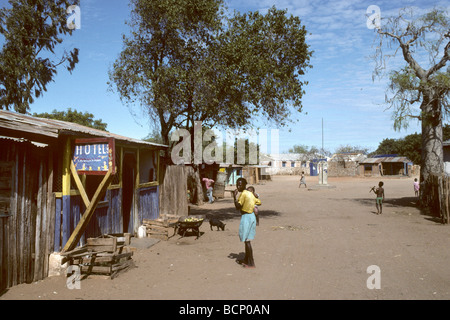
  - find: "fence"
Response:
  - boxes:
[437,175,450,224]
[430,174,450,224]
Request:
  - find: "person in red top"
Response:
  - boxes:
[202,177,215,203]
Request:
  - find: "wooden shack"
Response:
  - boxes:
[359,156,413,176]
[0,110,167,291]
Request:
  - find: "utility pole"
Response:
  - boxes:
[322,118,324,155]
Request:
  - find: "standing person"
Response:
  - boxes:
[233,178,261,268]
[371,181,385,215]
[247,186,260,226]
[202,177,215,203]
[299,171,307,188]
[413,178,420,197]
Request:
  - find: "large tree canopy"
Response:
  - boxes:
[0,0,80,113]
[108,0,312,157]
[371,7,449,207]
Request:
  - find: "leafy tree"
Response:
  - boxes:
[371,7,450,207]
[0,0,79,113]
[334,144,370,155]
[372,124,450,165]
[143,129,165,145]
[372,135,421,164]
[108,0,312,159]
[108,0,224,154]
[33,108,108,131]
[400,134,422,164]
[288,144,329,160]
[371,138,400,156]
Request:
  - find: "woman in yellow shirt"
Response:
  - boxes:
[233,178,261,268]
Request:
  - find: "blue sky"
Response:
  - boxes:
[3,0,449,154]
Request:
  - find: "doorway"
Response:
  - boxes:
[122,153,136,234]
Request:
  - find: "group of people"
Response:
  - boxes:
[202,172,420,269]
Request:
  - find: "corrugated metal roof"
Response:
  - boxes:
[360,157,412,164]
[0,135,48,148]
[330,153,367,162]
[0,110,168,148]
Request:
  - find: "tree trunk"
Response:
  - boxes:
[419,92,444,210]
[161,127,171,159]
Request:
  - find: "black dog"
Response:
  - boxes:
[209,218,226,231]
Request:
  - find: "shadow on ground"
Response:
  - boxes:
[350,196,443,223]
[189,201,281,222]
[227,252,245,265]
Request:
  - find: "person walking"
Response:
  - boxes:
[299,171,307,188]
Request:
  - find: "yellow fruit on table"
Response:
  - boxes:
[183,217,203,222]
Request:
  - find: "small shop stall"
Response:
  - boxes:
[0,110,167,290]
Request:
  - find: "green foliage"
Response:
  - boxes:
[373,7,450,130]
[143,129,165,145]
[33,108,108,131]
[214,7,312,127]
[371,124,450,164]
[0,0,80,113]
[334,145,370,155]
[108,0,312,147]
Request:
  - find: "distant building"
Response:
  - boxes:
[260,153,329,176]
[359,156,413,176]
[259,153,307,175]
[328,153,367,177]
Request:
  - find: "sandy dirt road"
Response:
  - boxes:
[1,175,449,301]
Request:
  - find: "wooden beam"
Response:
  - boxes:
[70,161,90,208]
[62,169,113,253]
[62,138,71,197]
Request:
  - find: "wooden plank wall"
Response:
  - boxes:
[55,190,122,252]
[159,165,188,217]
[138,186,159,222]
[0,140,55,289]
[430,174,450,224]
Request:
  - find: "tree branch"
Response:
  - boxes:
[426,32,450,78]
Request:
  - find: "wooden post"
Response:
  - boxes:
[62,138,71,248]
[62,169,113,253]
[70,161,90,208]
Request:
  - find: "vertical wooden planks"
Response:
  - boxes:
[54,197,62,252]
[33,160,44,281]
[44,150,54,277]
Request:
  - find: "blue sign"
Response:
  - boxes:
[72,138,115,175]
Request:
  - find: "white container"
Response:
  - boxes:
[138,225,147,238]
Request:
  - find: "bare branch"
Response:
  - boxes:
[426,32,450,77]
